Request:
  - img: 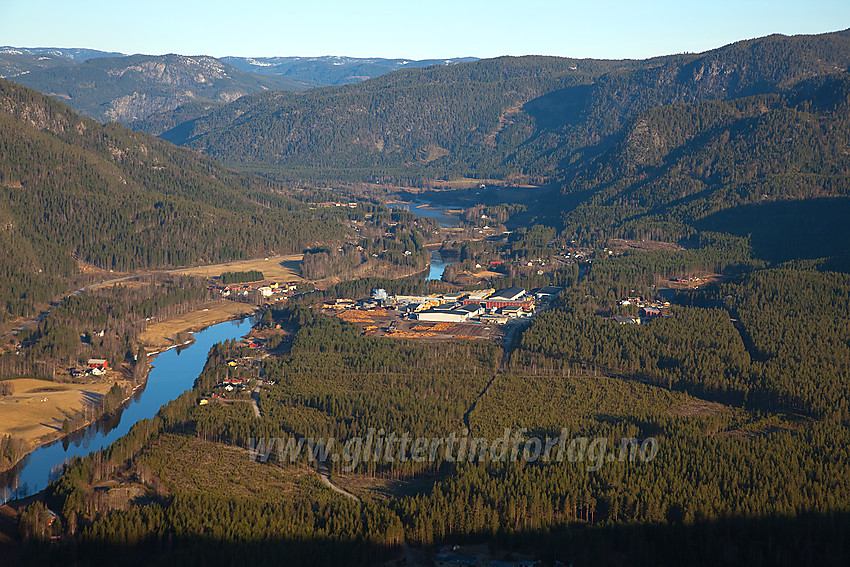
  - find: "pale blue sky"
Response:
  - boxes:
[1,0,848,60]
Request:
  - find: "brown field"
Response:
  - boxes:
[0,378,122,450]
[139,300,258,349]
[471,270,505,279]
[90,279,153,290]
[169,254,304,282]
[334,472,445,501]
[76,259,114,276]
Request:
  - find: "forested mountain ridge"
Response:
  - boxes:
[3,52,310,127]
[0,79,346,320]
[164,30,850,184]
[556,72,850,246]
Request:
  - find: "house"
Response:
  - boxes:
[87,358,108,370]
[456,303,483,317]
[416,307,470,323]
[642,307,662,318]
[491,287,525,301]
[612,316,640,325]
[479,313,510,325]
[499,305,526,318]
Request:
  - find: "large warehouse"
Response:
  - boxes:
[415,303,483,323]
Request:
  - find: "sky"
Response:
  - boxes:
[1,0,849,61]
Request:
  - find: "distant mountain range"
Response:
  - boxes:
[0,47,476,130]
[221,55,478,86]
[3,32,850,258]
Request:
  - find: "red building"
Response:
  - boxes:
[87,358,108,369]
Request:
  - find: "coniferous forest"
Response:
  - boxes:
[2,28,850,567]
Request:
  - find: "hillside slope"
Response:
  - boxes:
[167,30,850,183]
[0,79,344,319]
[557,73,850,243]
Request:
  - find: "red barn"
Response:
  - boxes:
[87,358,108,369]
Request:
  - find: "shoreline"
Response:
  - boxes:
[0,307,260,482]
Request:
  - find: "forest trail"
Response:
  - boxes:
[463,319,527,430]
[316,461,360,502]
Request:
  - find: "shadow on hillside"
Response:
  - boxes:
[12,509,849,567]
[695,197,850,265]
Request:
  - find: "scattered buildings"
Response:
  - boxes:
[534,286,563,301]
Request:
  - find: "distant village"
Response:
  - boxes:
[610,295,672,325]
[209,280,299,301]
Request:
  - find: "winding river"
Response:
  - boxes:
[388,200,459,281]
[0,317,253,504]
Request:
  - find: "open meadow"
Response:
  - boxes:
[0,378,121,451]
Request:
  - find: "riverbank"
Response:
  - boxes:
[1,317,254,503]
[0,303,258,476]
[139,300,259,351]
[0,377,132,474]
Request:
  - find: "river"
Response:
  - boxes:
[427,249,452,281]
[389,200,459,281]
[0,317,253,504]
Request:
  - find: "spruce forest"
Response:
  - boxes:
[2,28,850,567]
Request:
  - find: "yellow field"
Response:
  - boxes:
[139,300,258,349]
[0,378,120,450]
[169,255,304,282]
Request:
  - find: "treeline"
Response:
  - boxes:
[520,264,850,418]
[220,270,264,284]
[30,295,850,566]
[686,267,850,418]
[172,31,850,186]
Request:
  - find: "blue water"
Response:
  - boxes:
[427,250,451,281]
[0,317,252,503]
[387,200,461,228]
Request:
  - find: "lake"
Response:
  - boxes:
[0,317,252,503]
[387,200,461,228]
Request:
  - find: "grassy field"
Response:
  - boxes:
[139,300,258,349]
[169,254,304,282]
[0,378,121,451]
